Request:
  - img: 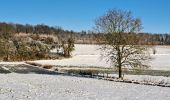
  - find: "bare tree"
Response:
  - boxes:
[95,9,150,78]
[61,38,75,57]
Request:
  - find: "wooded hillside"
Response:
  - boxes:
[0,22,170,45]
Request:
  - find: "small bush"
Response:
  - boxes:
[62,69,100,77]
[79,70,93,76]
[45,37,54,44]
[43,65,53,69]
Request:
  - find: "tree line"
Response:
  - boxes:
[0,22,97,44]
[0,22,170,45]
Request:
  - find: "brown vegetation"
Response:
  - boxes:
[43,65,53,69]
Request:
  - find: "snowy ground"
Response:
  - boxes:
[1,44,170,70]
[150,46,170,70]
[0,62,25,65]
[0,73,170,100]
[0,45,170,100]
[33,44,170,70]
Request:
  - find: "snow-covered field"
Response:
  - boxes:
[35,44,170,70]
[0,73,170,100]
[0,45,170,99]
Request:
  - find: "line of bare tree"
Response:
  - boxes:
[0,22,170,45]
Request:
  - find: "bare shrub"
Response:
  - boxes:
[43,65,53,69]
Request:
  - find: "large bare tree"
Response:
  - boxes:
[95,9,150,78]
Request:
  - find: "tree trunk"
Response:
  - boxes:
[117,45,122,79]
[118,64,122,78]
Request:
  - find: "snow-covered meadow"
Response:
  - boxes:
[0,44,170,99]
[0,73,170,100]
[36,44,170,70]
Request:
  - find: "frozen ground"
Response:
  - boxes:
[0,62,169,99]
[0,62,25,65]
[34,44,170,70]
[150,46,170,70]
[0,73,170,100]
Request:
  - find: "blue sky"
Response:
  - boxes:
[0,0,170,33]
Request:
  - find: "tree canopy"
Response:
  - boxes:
[95,9,151,78]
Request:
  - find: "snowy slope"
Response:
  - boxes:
[0,73,170,100]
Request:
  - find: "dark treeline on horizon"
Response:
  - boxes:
[0,22,98,44]
[0,22,170,45]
